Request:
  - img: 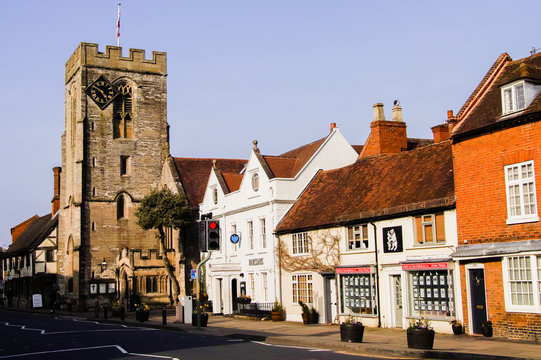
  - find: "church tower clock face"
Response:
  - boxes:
[85,76,118,109]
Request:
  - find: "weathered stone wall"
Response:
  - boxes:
[58,42,170,309]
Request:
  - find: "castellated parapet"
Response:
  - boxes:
[65,42,167,83]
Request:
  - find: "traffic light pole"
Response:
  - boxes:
[196,251,212,329]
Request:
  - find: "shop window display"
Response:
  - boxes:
[340,273,377,315]
[409,270,454,318]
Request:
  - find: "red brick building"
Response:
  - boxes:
[452,52,541,341]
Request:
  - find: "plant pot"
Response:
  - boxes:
[452,325,464,335]
[481,326,493,337]
[340,324,364,343]
[302,312,311,324]
[311,312,319,324]
[407,328,435,350]
[271,311,283,322]
[136,310,149,322]
[192,313,209,327]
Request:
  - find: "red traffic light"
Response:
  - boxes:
[208,221,218,230]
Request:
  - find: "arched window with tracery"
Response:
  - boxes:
[113,82,133,139]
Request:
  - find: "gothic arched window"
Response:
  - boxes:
[113,82,133,139]
[117,195,125,219]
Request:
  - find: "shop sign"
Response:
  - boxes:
[402,262,448,270]
[336,267,372,274]
[383,226,403,253]
[249,258,264,266]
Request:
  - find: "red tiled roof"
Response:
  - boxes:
[172,158,247,208]
[3,214,57,257]
[275,141,454,233]
[454,52,541,136]
[221,172,244,192]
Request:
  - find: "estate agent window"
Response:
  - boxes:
[503,255,541,312]
[337,267,377,315]
[505,161,538,224]
[403,262,455,318]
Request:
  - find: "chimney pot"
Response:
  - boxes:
[392,104,403,122]
[330,122,336,130]
[447,110,454,119]
[373,103,386,122]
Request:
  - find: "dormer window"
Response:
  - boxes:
[502,81,525,115]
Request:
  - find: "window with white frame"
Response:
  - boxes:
[292,274,313,304]
[262,272,268,302]
[247,221,254,250]
[249,273,255,298]
[260,218,266,248]
[504,255,541,312]
[414,213,446,245]
[502,81,525,115]
[505,161,538,224]
[292,232,310,255]
[347,224,369,250]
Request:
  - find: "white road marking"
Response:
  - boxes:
[251,341,329,352]
[0,344,179,360]
[1,320,156,335]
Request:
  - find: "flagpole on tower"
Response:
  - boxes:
[116,3,121,47]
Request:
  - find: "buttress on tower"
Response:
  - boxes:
[58,43,172,308]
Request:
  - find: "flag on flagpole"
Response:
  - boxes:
[116,3,121,46]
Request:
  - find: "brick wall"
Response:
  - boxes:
[454,120,541,341]
[452,121,541,245]
[460,259,541,341]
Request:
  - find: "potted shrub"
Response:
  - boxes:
[481,320,493,337]
[298,301,312,324]
[271,300,284,321]
[135,303,150,322]
[310,307,319,324]
[340,315,364,343]
[449,319,464,335]
[407,318,435,350]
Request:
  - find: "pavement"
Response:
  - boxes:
[3,306,541,360]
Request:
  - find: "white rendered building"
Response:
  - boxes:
[199,125,359,315]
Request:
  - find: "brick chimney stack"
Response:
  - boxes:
[51,167,61,215]
[359,102,408,158]
[431,110,454,142]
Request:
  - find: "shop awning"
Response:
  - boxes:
[451,239,541,259]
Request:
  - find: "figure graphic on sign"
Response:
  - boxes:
[387,228,398,251]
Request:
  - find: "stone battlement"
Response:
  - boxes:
[65,42,166,83]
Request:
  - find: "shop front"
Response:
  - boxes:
[336,265,379,327]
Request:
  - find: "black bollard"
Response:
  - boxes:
[162,306,167,325]
[120,306,125,320]
[94,303,99,318]
[104,307,108,319]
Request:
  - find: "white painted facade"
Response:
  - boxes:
[279,209,462,333]
[199,128,359,315]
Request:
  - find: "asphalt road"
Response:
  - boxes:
[0,311,412,360]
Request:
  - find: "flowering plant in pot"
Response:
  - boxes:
[236,294,252,304]
[449,319,464,335]
[340,315,364,343]
[192,303,210,327]
[407,318,435,350]
[135,303,150,322]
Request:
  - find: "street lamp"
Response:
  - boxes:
[100,258,107,272]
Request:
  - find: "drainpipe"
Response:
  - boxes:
[369,222,382,328]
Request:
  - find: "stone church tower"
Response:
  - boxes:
[58,43,170,309]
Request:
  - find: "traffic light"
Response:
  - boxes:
[206,220,220,251]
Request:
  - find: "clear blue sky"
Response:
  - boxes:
[1,1,540,248]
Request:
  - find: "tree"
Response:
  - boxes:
[135,187,194,304]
